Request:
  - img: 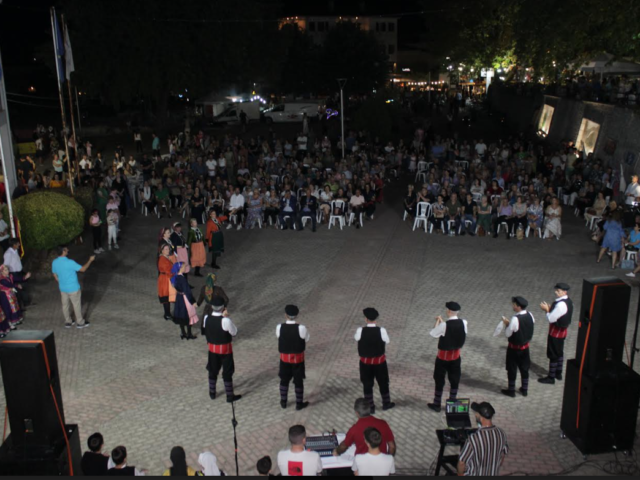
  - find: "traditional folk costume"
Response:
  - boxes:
[539,283,573,384]
[428,302,468,413]
[501,297,535,398]
[157,252,176,320]
[356,308,395,414]
[202,296,242,402]
[0,266,25,330]
[171,262,198,340]
[170,224,191,275]
[197,274,229,309]
[187,224,206,277]
[277,305,310,411]
[205,214,227,269]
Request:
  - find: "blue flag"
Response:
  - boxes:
[53,12,65,84]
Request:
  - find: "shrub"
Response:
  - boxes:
[56,186,95,218]
[14,191,84,251]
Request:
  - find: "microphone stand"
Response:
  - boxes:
[231,401,239,476]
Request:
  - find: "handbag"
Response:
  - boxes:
[477,226,486,237]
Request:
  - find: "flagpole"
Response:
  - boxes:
[50,7,74,195]
[75,87,82,132]
[62,15,79,183]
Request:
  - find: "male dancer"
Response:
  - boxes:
[202,296,242,402]
[276,305,310,411]
[355,308,395,414]
[500,296,535,397]
[539,283,573,384]
[428,302,467,412]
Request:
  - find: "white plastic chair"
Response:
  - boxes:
[525,226,542,238]
[412,202,431,233]
[447,219,460,235]
[588,216,601,231]
[329,200,346,230]
[456,161,469,170]
[497,222,511,236]
[348,211,364,228]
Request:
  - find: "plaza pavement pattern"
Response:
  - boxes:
[1,182,639,476]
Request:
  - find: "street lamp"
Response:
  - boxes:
[337,78,347,160]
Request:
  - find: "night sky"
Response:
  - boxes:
[0,0,55,66]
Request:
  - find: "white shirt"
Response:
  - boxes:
[3,248,22,273]
[276,320,310,342]
[203,313,238,336]
[352,452,396,476]
[625,182,640,205]
[206,159,217,176]
[475,143,487,155]
[297,136,308,151]
[106,459,145,476]
[354,324,390,343]
[547,296,568,324]
[505,310,535,338]
[229,194,245,210]
[430,316,469,338]
[277,449,322,476]
[0,220,10,242]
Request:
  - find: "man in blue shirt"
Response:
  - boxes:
[52,246,95,328]
[151,133,161,157]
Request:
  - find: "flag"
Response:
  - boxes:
[52,11,65,85]
[620,163,627,194]
[64,23,75,81]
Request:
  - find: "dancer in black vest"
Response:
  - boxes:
[277,305,310,411]
[428,302,468,413]
[356,308,395,414]
[538,283,573,384]
[500,296,535,397]
[202,296,242,402]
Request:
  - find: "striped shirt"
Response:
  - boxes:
[459,425,508,476]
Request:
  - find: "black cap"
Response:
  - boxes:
[511,296,528,308]
[363,308,379,321]
[285,305,299,317]
[554,283,570,292]
[446,301,461,312]
[471,401,496,420]
[212,296,225,308]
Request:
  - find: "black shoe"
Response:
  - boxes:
[538,376,555,385]
[180,334,187,340]
[356,224,360,229]
[209,391,216,400]
[519,388,528,397]
[312,228,316,233]
[164,315,173,321]
[187,334,197,340]
[556,373,563,381]
[469,232,476,237]
[213,265,221,270]
[501,389,516,398]
[189,284,195,289]
[195,273,203,277]
[427,403,442,413]
[296,402,309,411]
[382,402,396,411]
[281,400,287,409]
[227,395,242,403]
[460,231,466,236]
[493,233,499,238]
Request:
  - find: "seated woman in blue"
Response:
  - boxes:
[597,211,625,269]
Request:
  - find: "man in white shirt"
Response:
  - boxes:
[206,156,217,178]
[352,427,395,476]
[475,140,487,158]
[499,296,535,398]
[539,283,573,385]
[297,133,308,154]
[625,175,640,206]
[277,305,311,410]
[277,425,323,477]
[227,187,246,230]
[4,238,23,273]
[350,189,366,229]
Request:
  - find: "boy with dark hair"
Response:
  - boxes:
[277,425,322,476]
[81,432,109,476]
[352,427,396,476]
[256,456,274,476]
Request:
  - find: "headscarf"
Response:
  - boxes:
[198,451,221,476]
[169,446,188,477]
[204,274,217,303]
[170,262,184,286]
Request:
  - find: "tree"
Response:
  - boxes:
[277,24,322,95]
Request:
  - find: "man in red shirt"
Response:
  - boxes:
[332,398,396,457]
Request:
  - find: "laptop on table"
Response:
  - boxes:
[445,398,472,429]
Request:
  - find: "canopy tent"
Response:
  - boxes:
[578,53,640,76]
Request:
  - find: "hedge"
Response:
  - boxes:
[14,191,85,251]
[55,186,95,218]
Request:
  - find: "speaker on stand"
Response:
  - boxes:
[0,331,81,475]
[560,278,640,456]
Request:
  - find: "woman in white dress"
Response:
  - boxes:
[544,197,563,240]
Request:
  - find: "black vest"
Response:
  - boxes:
[358,326,386,358]
[552,298,573,328]
[279,323,306,354]
[205,315,232,345]
[81,452,109,476]
[106,466,137,476]
[437,319,466,350]
[510,312,534,346]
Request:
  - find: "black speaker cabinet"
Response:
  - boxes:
[576,278,631,377]
[0,331,65,451]
[0,424,81,475]
[560,359,640,455]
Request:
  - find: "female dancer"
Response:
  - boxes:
[205,210,227,270]
[0,265,28,329]
[170,223,191,282]
[187,218,206,277]
[171,262,198,340]
[158,227,175,255]
[158,244,176,320]
[197,273,229,310]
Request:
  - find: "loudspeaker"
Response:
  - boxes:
[0,331,65,451]
[576,278,631,376]
[560,359,640,455]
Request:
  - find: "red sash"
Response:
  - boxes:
[549,324,568,339]
[437,349,461,361]
[508,342,530,351]
[280,353,305,364]
[360,355,387,365]
[208,343,233,355]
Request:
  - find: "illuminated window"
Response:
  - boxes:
[538,104,555,135]
[576,119,601,155]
